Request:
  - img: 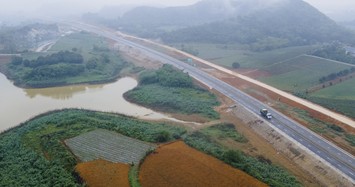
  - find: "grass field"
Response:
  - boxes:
[261,55,351,92]
[308,78,355,118]
[76,159,130,187]
[173,43,317,68]
[49,32,108,61]
[201,123,248,143]
[65,129,156,164]
[140,141,267,187]
[310,78,355,100]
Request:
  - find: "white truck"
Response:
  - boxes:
[260,109,272,120]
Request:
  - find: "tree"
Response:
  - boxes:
[224,150,243,164]
[11,56,23,65]
[232,62,241,69]
[155,131,171,142]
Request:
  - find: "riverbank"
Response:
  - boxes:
[0,74,189,131]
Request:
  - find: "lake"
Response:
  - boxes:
[0,73,180,132]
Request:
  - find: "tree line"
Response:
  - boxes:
[12,51,84,68]
[312,43,355,65]
[319,67,355,83]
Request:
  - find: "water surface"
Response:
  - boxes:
[0,73,177,132]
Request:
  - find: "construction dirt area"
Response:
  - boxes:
[116,38,354,186]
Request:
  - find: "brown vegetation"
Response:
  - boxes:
[76,159,130,187]
[140,141,267,187]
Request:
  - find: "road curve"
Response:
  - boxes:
[66,22,355,182]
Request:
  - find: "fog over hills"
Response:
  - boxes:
[102,0,354,49]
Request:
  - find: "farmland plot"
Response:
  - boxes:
[261,55,352,92]
[65,129,156,164]
[76,159,130,187]
[140,141,266,187]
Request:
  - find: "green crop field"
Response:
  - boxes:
[173,43,317,68]
[65,129,156,164]
[49,32,108,61]
[310,78,355,100]
[261,55,352,92]
[308,78,355,118]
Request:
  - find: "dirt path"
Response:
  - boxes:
[305,54,355,67]
[121,35,355,128]
[35,40,56,52]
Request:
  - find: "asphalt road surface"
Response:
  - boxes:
[68,22,355,182]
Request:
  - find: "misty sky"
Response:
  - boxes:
[1,0,355,21]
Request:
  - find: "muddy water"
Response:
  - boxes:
[0,73,180,132]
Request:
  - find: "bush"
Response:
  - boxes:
[155,131,171,142]
[232,62,240,69]
[126,65,220,119]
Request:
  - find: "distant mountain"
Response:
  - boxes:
[119,0,232,28]
[161,0,354,49]
[113,0,355,50]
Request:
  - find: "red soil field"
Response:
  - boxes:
[140,141,267,187]
[76,159,130,187]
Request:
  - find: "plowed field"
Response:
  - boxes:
[140,141,267,187]
[65,129,156,164]
[76,159,130,187]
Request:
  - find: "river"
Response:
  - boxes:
[0,73,181,132]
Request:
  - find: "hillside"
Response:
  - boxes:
[110,0,355,49]
[161,0,354,50]
[118,0,231,28]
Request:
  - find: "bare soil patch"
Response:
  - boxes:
[236,69,272,79]
[209,91,321,186]
[214,74,355,155]
[76,159,130,187]
[140,141,267,187]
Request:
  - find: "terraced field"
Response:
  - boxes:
[65,129,156,164]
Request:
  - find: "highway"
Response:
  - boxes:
[68,22,355,182]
